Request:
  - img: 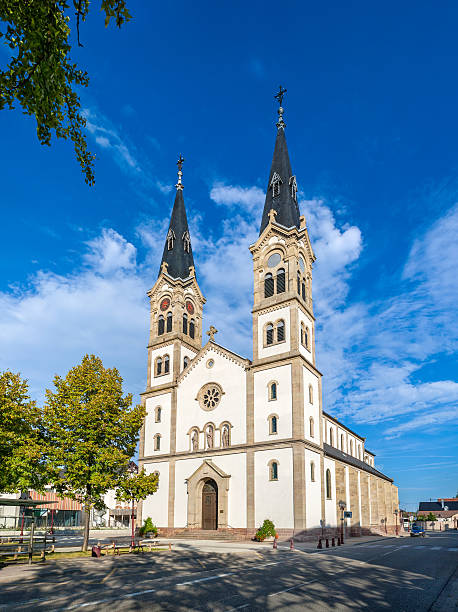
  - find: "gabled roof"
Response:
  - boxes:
[323,443,393,482]
[259,125,301,235]
[159,188,195,280]
[177,340,251,383]
[418,501,458,512]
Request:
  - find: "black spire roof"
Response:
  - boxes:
[158,186,195,280]
[259,110,301,235]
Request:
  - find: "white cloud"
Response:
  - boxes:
[84,228,137,275]
[210,183,265,218]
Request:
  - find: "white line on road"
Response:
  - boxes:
[448,547,458,551]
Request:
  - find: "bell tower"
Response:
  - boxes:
[145,157,205,390]
[250,90,316,367]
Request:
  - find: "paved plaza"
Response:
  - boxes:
[0,531,456,611]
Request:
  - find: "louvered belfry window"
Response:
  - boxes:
[189,319,195,339]
[277,268,285,293]
[183,313,188,334]
[158,316,165,336]
[277,320,285,342]
[164,355,170,374]
[266,324,274,345]
[264,273,274,297]
[166,312,172,332]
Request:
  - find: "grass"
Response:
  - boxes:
[0,547,168,564]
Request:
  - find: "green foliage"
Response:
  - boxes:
[42,354,145,511]
[139,517,157,537]
[115,468,159,504]
[416,514,427,522]
[426,512,437,522]
[0,370,45,492]
[255,519,276,542]
[0,1,132,184]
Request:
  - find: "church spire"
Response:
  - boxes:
[259,86,301,235]
[158,156,195,280]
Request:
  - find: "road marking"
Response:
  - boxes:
[414,545,426,549]
[430,546,442,550]
[448,547,458,551]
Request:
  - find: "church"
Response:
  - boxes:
[138,94,399,540]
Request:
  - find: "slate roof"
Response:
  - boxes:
[259,125,301,235]
[323,443,393,483]
[159,188,195,280]
[418,501,458,512]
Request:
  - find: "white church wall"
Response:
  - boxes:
[144,393,171,456]
[345,465,351,527]
[180,345,198,374]
[303,366,320,444]
[176,348,247,452]
[254,448,294,529]
[211,453,247,527]
[298,309,314,364]
[142,462,169,528]
[149,343,174,387]
[324,458,337,527]
[305,449,322,528]
[174,457,202,528]
[257,307,291,360]
[253,364,292,443]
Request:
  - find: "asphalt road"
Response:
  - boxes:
[0,531,456,611]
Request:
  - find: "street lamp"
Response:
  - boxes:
[394,509,399,536]
[338,500,346,544]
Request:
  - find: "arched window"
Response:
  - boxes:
[301,322,305,346]
[276,268,285,293]
[309,417,314,438]
[305,326,310,350]
[330,428,334,447]
[154,434,161,451]
[269,415,278,435]
[166,312,172,333]
[309,384,313,404]
[301,281,306,301]
[164,354,170,374]
[357,446,361,460]
[264,273,274,298]
[270,172,282,198]
[183,356,189,369]
[276,320,285,342]
[341,434,344,451]
[266,323,274,345]
[155,406,161,423]
[326,469,332,498]
[269,460,279,481]
[189,319,195,339]
[183,313,188,334]
[156,357,162,376]
[297,271,301,295]
[268,382,277,401]
[311,461,316,482]
[350,440,353,456]
[158,315,165,336]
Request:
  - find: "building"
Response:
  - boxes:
[138,96,399,540]
[417,499,458,530]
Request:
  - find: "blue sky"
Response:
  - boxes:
[1,1,457,511]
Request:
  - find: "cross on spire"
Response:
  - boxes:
[274,85,287,129]
[176,154,185,190]
[274,85,287,107]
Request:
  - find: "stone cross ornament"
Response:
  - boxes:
[207,326,218,341]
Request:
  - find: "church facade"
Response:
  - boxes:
[138,101,399,539]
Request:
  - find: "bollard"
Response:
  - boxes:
[337,537,341,546]
[332,537,335,547]
[273,539,277,550]
[168,542,172,551]
[317,538,322,549]
[326,538,329,548]
[289,539,294,551]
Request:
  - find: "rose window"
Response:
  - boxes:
[197,383,224,411]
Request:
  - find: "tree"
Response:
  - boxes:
[426,513,437,522]
[0,1,131,185]
[0,370,45,493]
[42,354,144,551]
[115,468,159,506]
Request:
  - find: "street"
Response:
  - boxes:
[0,531,456,611]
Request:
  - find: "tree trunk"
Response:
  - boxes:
[82,506,90,552]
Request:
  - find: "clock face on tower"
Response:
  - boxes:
[160,297,170,311]
[186,301,194,315]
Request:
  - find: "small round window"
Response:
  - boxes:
[267,253,281,268]
[298,257,305,272]
[197,383,224,411]
[206,359,215,368]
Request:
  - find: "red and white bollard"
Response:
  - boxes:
[273,539,278,549]
[289,538,294,551]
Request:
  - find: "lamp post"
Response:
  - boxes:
[338,501,346,544]
[128,462,138,548]
[394,509,399,536]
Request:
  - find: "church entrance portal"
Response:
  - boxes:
[202,479,218,530]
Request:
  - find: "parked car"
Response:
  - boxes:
[410,525,425,537]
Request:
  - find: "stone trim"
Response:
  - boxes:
[186,460,230,529]
[246,450,255,528]
[252,352,323,377]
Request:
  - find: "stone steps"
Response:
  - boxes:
[170,529,243,541]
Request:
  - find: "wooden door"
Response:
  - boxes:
[202,480,218,530]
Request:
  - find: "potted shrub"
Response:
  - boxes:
[139,517,158,538]
[254,519,276,542]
